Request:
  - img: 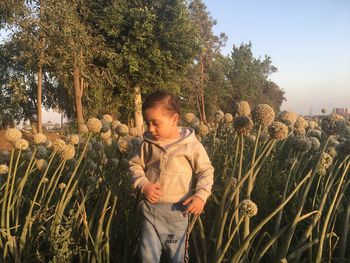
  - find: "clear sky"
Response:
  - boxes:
[203,0,350,115]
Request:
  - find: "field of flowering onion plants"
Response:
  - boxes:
[1,101,350,262]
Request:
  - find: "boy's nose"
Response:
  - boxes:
[148,124,155,133]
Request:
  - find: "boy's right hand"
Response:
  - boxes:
[142,183,163,203]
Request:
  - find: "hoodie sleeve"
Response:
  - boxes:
[191,142,214,203]
[128,142,150,191]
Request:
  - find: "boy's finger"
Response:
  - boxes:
[182,197,192,206]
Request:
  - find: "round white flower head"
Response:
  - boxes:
[309,137,321,151]
[33,133,47,145]
[224,113,234,123]
[45,140,53,149]
[308,120,318,130]
[35,159,47,171]
[240,199,258,218]
[117,137,129,153]
[307,129,322,140]
[116,124,129,137]
[102,114,113,123]
[233,116,254,135]
[268,121,289,140]
[198,123,209,137]
[251,104,275,126]
[80,124,89,133]
[234,101,251,117]
[60,144,76,160]
[184,113,196,124]
[58,183,66,189]
[129,127,142,137]
[5,128,22,143]
[292,136,311,153]
[321,114,346,135]
[14,139,29,151]
[278,111,298,126]
[100,129,112,140]
[0,164,9,175]
[317,152,333,175]
[214,110,225,123]
[87,118,102,133]
[68,134,80,145]
[293,127,306,136]
[53,139,66,153]
[294,116,308,129]
[105,137,113,146]
[111,120,121,129]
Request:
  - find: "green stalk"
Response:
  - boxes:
[316,160,350,262]
[1,148,14,230]
[230,170,312,263]
[6,149,21,234]
[103,195,117,262]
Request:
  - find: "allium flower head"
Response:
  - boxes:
[308,121,318,130]
[342,126,350,138]
[45,140,53,149]
[278,111,298,126]
[326,146,337,158]
[234,116,254,135]
[234,101,251,117]
[268,121,289,140]
[292,136,311,153]
[240,199,258,218]
[198,123,209,137]
[116,124,129,137]
[53,139,66,153]
[14,139,29,151]
[317,152,333,175]
[309,137,321,151]
[224,113,234,123]
[23,150,33,161]
[102,114,113,123]
[321,114,346,135]
[184,113,196,124]
[80,124,89,133]
[35,159,47,171]
[294,116,308,129]
[307,129,322,140]
[58,183,66,189]
[111,120,121,129]
[100,129,112,140]
[0,164,9,175]
[60,144,76,160]
[33,133,47,145]
[117,138,129,153]
[214,110,225,123]
[129,127,142,137]
[36,145,48,159]
[87,118,102,133]
[100,120,111,133]
[293,127,306,136]
[131,137,143,147]
[5,128,22,143]
[105,138,113,146]
[251,104,275,126]
[68,134,80,145]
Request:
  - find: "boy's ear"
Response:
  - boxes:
[172,113,179,124]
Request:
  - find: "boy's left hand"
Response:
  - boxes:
[183,196,204,216]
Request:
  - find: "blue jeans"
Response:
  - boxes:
[139,200,190,263]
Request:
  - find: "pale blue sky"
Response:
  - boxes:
[1,1,350,120]
[203,0,350,115]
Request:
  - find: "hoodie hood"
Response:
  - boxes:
[143,127,197,147]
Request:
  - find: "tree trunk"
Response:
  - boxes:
[37,0,45,133]
[73,64,84,132]
[133,86,144,133]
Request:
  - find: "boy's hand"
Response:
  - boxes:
[143,183,163,203]
[183,196,204,216]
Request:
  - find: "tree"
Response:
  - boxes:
[98,0,198,131]
[186,0,227,123]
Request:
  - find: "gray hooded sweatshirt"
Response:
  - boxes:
[128,127,214,203]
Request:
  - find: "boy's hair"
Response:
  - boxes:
[142,90,180,115]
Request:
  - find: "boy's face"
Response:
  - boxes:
[144,106,179,141]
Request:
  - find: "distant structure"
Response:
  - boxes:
[332,108,350,116]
